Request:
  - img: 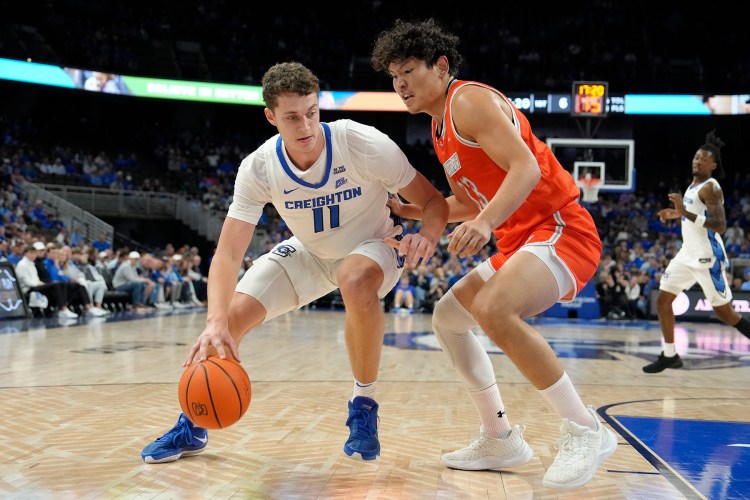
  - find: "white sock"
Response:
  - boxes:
[470,383,512,438]
[353,379,376,401]
[663,343,676,357]
[539,372,596,430]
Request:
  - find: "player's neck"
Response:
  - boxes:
[285,134,325,171]
[434,78,457,133]
[692,174,711,184]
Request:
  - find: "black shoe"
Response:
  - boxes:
[642,352,683,373]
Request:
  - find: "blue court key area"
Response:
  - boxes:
[618,416,750,499]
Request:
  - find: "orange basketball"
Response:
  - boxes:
[178,356,251,430]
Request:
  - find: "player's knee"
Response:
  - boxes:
[432,292,451,328]
[471,289,513,327]
[432,291,476,341]
[656,292,674,310]
[338,265,382,298]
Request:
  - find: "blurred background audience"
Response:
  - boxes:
[1,1,748,318]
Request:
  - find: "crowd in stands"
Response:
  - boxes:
[0,113,253,214]
[1,3,748,323]
[383,182,750,320]
[0,161,210,317]
[2,103,750,321]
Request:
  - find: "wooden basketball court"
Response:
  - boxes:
[1,307,748,499]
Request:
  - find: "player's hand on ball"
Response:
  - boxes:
[184,324,240,366]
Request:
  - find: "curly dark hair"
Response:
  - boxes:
[700,129,726,179]
[261,62,320,110]
[370,18,463,76]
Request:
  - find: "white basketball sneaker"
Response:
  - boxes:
[57,308,79,319]
[442,424,534,470]
[542,406,617,489]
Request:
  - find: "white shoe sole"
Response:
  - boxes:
[442,444,533,470]
[143,447,206,464]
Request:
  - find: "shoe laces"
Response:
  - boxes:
[554,428,589,465]
[346,408,378,439]
[467,436,484,450]
[154,417,195,447]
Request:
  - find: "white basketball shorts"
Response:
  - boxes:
[236,236,402,320]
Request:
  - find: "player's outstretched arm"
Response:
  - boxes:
[184,217,256,365]
[391,172,449,269]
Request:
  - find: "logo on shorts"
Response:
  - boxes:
[272,245,296,258]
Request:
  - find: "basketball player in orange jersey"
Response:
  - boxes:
[371,19,616,490]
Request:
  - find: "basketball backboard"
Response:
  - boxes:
[546,138,635,192]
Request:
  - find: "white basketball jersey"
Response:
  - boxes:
[227,119,417,260]
[673,177,729,268]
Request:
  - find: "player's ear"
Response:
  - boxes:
[436,55,449,76]
[264,108,277,126]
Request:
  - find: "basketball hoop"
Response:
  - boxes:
[578,175,602,204]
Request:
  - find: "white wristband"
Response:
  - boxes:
[694,214,706,227]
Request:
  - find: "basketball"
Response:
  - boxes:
[178,356,252,430]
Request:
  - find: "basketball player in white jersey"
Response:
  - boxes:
[644,130,750,373]
[141,62,449,463]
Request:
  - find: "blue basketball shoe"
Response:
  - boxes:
[141,413,208,463]
[343,396,380,461]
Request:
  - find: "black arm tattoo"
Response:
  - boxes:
[699,183,727,233]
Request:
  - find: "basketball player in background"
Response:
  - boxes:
[643,130,750,373]
[141,62,449,464]
[371,18,616,490]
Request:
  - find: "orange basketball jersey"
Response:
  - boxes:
[432,80,602,295]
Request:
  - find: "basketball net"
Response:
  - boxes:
[578,175,602,203]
